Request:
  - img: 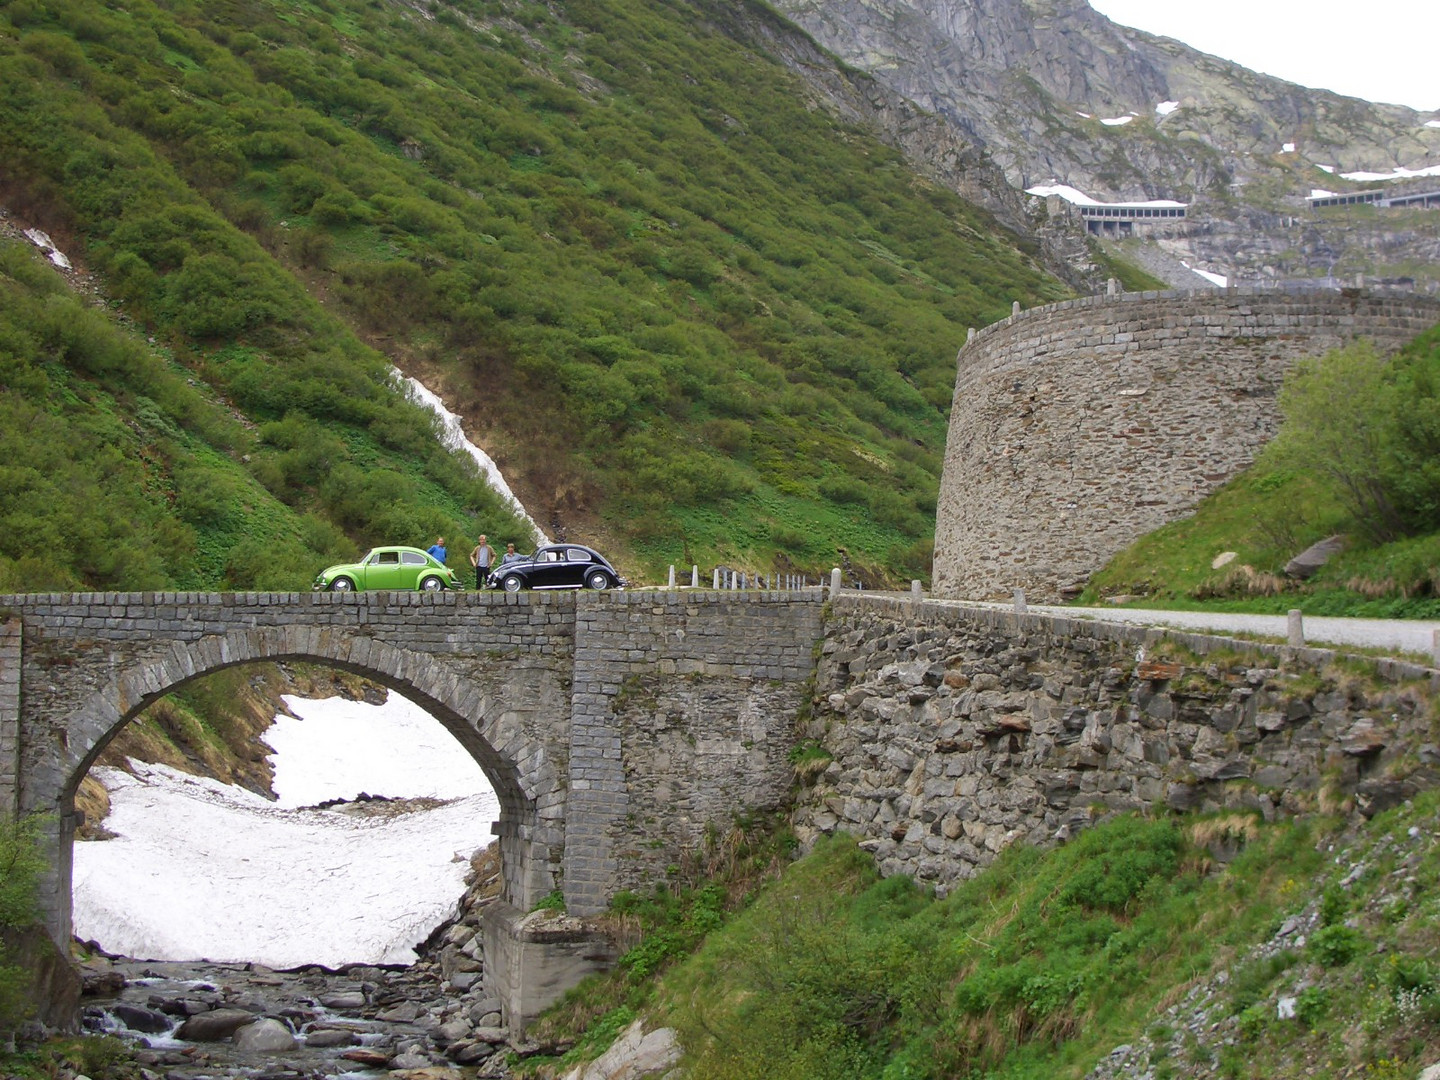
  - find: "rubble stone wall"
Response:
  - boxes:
[794,594,1440,893]
[934,288,1440,602]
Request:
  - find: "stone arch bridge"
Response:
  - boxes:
[0,589,823,1029]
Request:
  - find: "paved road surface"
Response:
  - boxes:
[1011,604,1440,658]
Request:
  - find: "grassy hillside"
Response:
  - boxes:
[0,232,526,591]
[1080,326,1440,618]
[516,798,1440,1080]
[0,0,1069,590]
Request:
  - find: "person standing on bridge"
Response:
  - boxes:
[470,534,495,590]
[427,537,447,564]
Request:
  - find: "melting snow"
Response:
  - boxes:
[1156,101,1180,116]
[22,228,72,270]
[1427,120,1440,129]
[1182,262,1229,287]
[1282,143,1296,153]
[1026,184,1186,209]
[1317,165,1336,174]
[391,368,549,545]
[1310,188,1338,199]
[1101,114,1137,126]
[1339,162,1440,182]
[1077,111,1092,118]
[72,693,499,968]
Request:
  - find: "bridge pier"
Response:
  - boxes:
[482,902,619,1038]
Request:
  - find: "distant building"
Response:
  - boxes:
[1308,187,1440,210]
[1027,184,1188,236]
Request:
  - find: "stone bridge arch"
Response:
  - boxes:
[41,623,564,948]
[2,588,825,1031]
[2,592,579,954]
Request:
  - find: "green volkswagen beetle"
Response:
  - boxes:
[313,546,463,593]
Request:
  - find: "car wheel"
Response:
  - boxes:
[501,574,524,593]
[329,577,355,592]
[419,575,445,592]
[586,570,611,591]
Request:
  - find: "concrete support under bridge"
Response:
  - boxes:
[0,589,824,1034]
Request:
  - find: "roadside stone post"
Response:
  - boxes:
[829,568,842,599]
[1106,277,1119,296]
[1432,629,1440,668]
[1287,609,1304,647]
[667,565,676,589]
[910,580,923,616]
[713,568,720,590]
[691,566,698,588]
[1013,588,1027,614]
[1011,300,1020,316]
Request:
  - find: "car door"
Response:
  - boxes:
[560,548,595,587]
[400,550,429,588]
[363,550,405,590]
[526,547,568,588]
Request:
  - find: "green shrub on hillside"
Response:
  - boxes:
[0,0,1070,585]
[1266,340,1440,544]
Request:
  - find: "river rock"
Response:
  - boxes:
[433,1018,472,1045]
[177,1008,258,1041]
[342,1047,392,1067]
[320,990,368,1009]
[304,1026,359,1048]
[390,1049,435,1069]
[110,1002,173,1034]
[234,1017,297,1052]
[561,1020,681,1080]
[378,1001,425,1023]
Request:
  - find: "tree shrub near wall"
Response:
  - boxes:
[0,815,45,1045]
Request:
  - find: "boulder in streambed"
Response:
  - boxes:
[234,1016,297,1052]
[176,1008,259,1041]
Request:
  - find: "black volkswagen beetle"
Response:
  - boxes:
[489,544,626,592]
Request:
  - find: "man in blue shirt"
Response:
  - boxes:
[427,537,447,563]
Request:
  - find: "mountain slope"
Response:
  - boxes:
[0,0,1070,589]
[766,0,1440,287]
[768,0,1440,196]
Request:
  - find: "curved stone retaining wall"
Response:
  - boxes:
[933,288,1440,602]
[794,594,1440,894]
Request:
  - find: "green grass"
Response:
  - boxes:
[523,797,1440,1079]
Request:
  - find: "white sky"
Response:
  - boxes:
[1089,1,1440,113]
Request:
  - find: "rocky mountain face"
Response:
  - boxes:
[759,0,1440,286]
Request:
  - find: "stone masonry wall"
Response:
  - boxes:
[565,590,824,912]
[793,594,1440,894]
[1,618,20,818]
[933,288,1440,602]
